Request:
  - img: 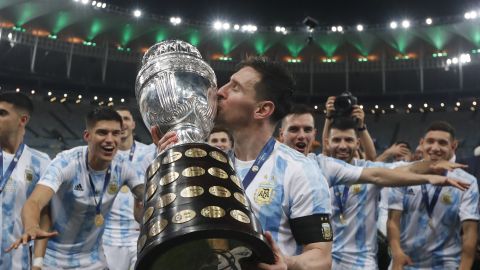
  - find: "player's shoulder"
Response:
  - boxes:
[54,146,85,162]
[450,168,477,184]
[276,143,320,171]
[24,145,51,162]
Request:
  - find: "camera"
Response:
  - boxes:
[333,90,358,117]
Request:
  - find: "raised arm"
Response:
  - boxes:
[351,105,376,161]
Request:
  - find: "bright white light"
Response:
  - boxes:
[390,104,394,109]
[460,53,471,63]
[7,33,12,40]
[440,102,445,107]
[359,105,364,109]
[233,24,240,30]
[314,105,318,110]
[222,22,230,30]
[465,12,471,19]
[94,96,98,100]
[331,26,337,32]
[96,2,102,8]
[242,24,257,33]
[356,24,364,31]
[133,9,142,18]
[78,95,82,99]
[408,104,412,108]
[423,103,428,108]
[426,18,433,25]
[473,101,477,106]
[456,101,461,106]
[91,1,96,6]
[170,17,181,25]
[63,93,68,97]
[121,98,125,103]
[375,105,379,109]
[452,57,459,64]
[47,91,52,96]
[401,20,410,28]
[390,21,398,29]
[337,26,343,32]
[108,97,113,102]
[471,11,478,19]
[31,90,35,94]
[275,26,281,32]
[252,25,257,32]
[213,21,222,30]
[446,59,452,65]
[101,3,106,8]
[81,0,89,5]
[15,88,20,92]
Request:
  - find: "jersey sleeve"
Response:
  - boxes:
[459,174,480,222]
[317,155,363,186]
[37,153,70,193]
[388,187,405,211]
[122,160,144,190]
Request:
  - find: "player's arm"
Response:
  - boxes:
[395,160,467,175]
[387,209,412,270]
[6,185,58,251]
[131,184,145,223]
[32,206,52,269]
[321,97,335,156]
[459,220,478,270]
[351,105,376,161]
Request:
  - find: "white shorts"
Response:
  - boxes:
[103,245,137,270]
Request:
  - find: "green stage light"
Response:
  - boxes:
[87,19,103,41]
[120,24,133,46]
[53,12,70,34]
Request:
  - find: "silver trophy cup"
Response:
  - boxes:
[135,40,274,270]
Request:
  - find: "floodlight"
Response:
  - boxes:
[426,18,432,25]
[356,24,364,31]
[133,9,142,18]
[390,21,398,29]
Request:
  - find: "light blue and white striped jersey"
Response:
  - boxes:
[311,156,397,270]
[0,146,50,270]
[235,142,331,256]
[103,142,156,247]
[388,168,480,269]
[38,146,143,269]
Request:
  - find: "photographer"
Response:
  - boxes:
[322,94,377,161]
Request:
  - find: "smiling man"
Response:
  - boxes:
[388,121,479,270]
[8,107,144,270]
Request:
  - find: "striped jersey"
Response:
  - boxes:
[388,168,479,269]
[102,142,156,247]
[0,146,50,270]
[38,146,143,269]
[234,142,331,256]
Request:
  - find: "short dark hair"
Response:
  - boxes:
[208,125,234,144]
[114,105,132,114]
[329,117,357,135]
[236,56,295,124]
[0,91,33,115]
[394,140,412,150]
[85,107,123,129]
[425,121,456,140]
[281,103,315,128]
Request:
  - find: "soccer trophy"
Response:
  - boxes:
[135,40,274,269]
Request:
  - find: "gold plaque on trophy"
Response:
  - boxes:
[208,167,228,179]
[162,152,183,165]
[234,192,248,207]
[209,151,228,163]
[172,209,197,224]
[148,219,168,238]
[230,175,242,189]
[180,186,204,198]
[201,206,226,218]
[144,207,155,224]
[146,183,158,201]
[138,234,147,252]
[230,210,251,224]
[185,148,207,158]
[156,193,177,209]
[209,186,231,198]
[159,171,180,186]
[182,167,206,177]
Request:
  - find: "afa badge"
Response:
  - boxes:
[254,181,275,205]
[321,222,332,241]
[107,181,119,195]
[441,192,452,204]
[24,169,34,182]
[351,184,362,194]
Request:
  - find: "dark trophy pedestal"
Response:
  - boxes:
[136,143,274,270]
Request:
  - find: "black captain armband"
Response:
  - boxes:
[289,214,333,244]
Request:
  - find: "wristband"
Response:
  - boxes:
[32,257,44,268]
[357,125,367,131]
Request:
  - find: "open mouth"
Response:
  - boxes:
[101,145,115,154]
[294,142,307,152]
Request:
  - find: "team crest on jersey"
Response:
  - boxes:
[351,184,362,194]
[254,181,275,205]
[107,181,119,195]
[24,169,34,182]
[441,192,452,204]
[321,222,332,241]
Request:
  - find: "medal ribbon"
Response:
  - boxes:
[229,137,276,190]
[333,185,349,218]
[0,143,25,193]
[421,184,443,219]
[128,141,136,162]
[85,151,112,215]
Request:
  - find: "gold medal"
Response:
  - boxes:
[185,148,207,158]
[95,214,104,227]
[180,186,204,198]
[162,152,182,165]
[172,209,196,224]
[159,171,180,186]
[209,151,228,163]
[208,167,229,179]
[182,166,205,177]
[201,206,226,218]
[209,186,231,198]
[156,193,177,209]
[145,183,158,202]
[339,214,346,224]
[230,209,251,224]
[120,185,129,193]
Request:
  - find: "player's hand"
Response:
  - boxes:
[5,226,58,252]
[325,96,336,118]
[429,160,467,175]
[351,105,365,127]
[151,128,178,153]
[426,175,470,191]
[391,250,413,270]
[257,231,287,270]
